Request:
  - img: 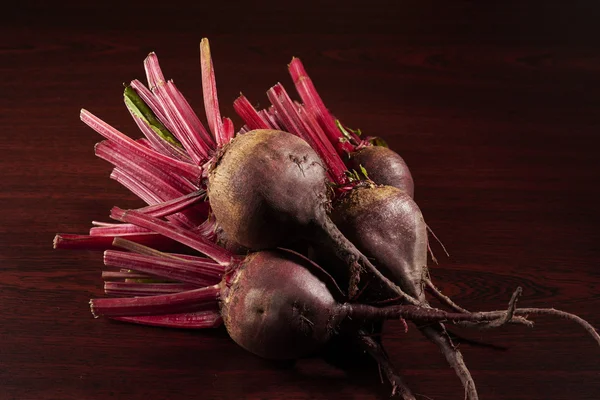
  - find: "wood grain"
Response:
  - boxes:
[1,2,599,399]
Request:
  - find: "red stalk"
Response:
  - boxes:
[53,233,182,251]
[102,271,154,281]
[200,38,228,146]
[91,224,151,237]
[223,117,235,140]
[112,310,222,329]
[267,83,347,185]
[110,168,163,206]
[262,109,283,130]
[80,109,201,182]
[90,285,220,317]
[288,58,355,155]
[104,250,222,286]
[104,282,198,297]
[129,111,190,162]
[110,208,234,265]
[233,94,271,130]
[130,79,186,156]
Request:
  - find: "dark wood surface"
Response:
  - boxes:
[2,2,599,399]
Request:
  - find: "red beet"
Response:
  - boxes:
[347,146,414,197]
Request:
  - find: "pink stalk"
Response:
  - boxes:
[200,38,228,146]
[288,58,356,155]
[154,80,214,163]
[90,285,220,317]
[194,215,218,241]
[110,238,222,264]
[96,140,196,196]
[264,108,284,130]
[223,117,235,139]
[110,168,163,206]
[136,189,207,218]
[80,109,201,182]
[110,208,234,265]
[107,171,208,228]
[267,83,347,185]
[143,52,166,89]
[96,142,201,228]
[53,233,182,251]
[102,271,154,280]
[103,250,222,286]
[91,224,151,237]
[233,94,271,130]
[104,282,198,297]
[130,79,179,140]
[144,53,215,163]
[112,310,222,329]
[129,111,190,162]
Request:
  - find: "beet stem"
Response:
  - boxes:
[90,285,220,317]
[124,84,189,161]
[112,310,222,329]
[267,83,347,185]
[80,109,201,181]
[103,250,222,286]
[143,53,215,161]
[110,208,234,265]
[53,233,172,251]
[233,94,272,130]
[200,38,228,146]
[104,282,197,297]
[288,58,355,155]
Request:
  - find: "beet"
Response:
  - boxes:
[347,146,415,197]
[208,129,328,250]
[332,185,425,301]
[220,250,338,359]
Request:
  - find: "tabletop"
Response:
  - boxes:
[1,2,599,399]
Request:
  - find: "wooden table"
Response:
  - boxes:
[2,2,599,399]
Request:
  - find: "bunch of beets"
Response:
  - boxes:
[54,39,599,399]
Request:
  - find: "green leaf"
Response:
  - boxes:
[359,164,370,180]
[368,136,389,148]
[124,86,183,149]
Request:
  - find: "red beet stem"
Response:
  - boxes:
[223,117,235,140]
[90,224,151,237]
[80,109,201,181]
[104,282,198,297]
[102,271,154,281]
[103,250,222,286]
[233,94,272,130]
[95,140,196,197]
[111,237,225,275]
[200,38,229,146]
[263,108,284,130]
[90,285,220,317]
[112,310,222,329]
[143,55,214,163]
[96,142,201,229]
[135,189,207,219]
[53,233,179,251]
[110,208,234,265]
[267,83,347,185]
[288,58,356,156]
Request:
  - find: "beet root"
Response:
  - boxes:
[208,129,328,250]
[332,185,427,302]
[220,250,337,359]
[348,146,415,198]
